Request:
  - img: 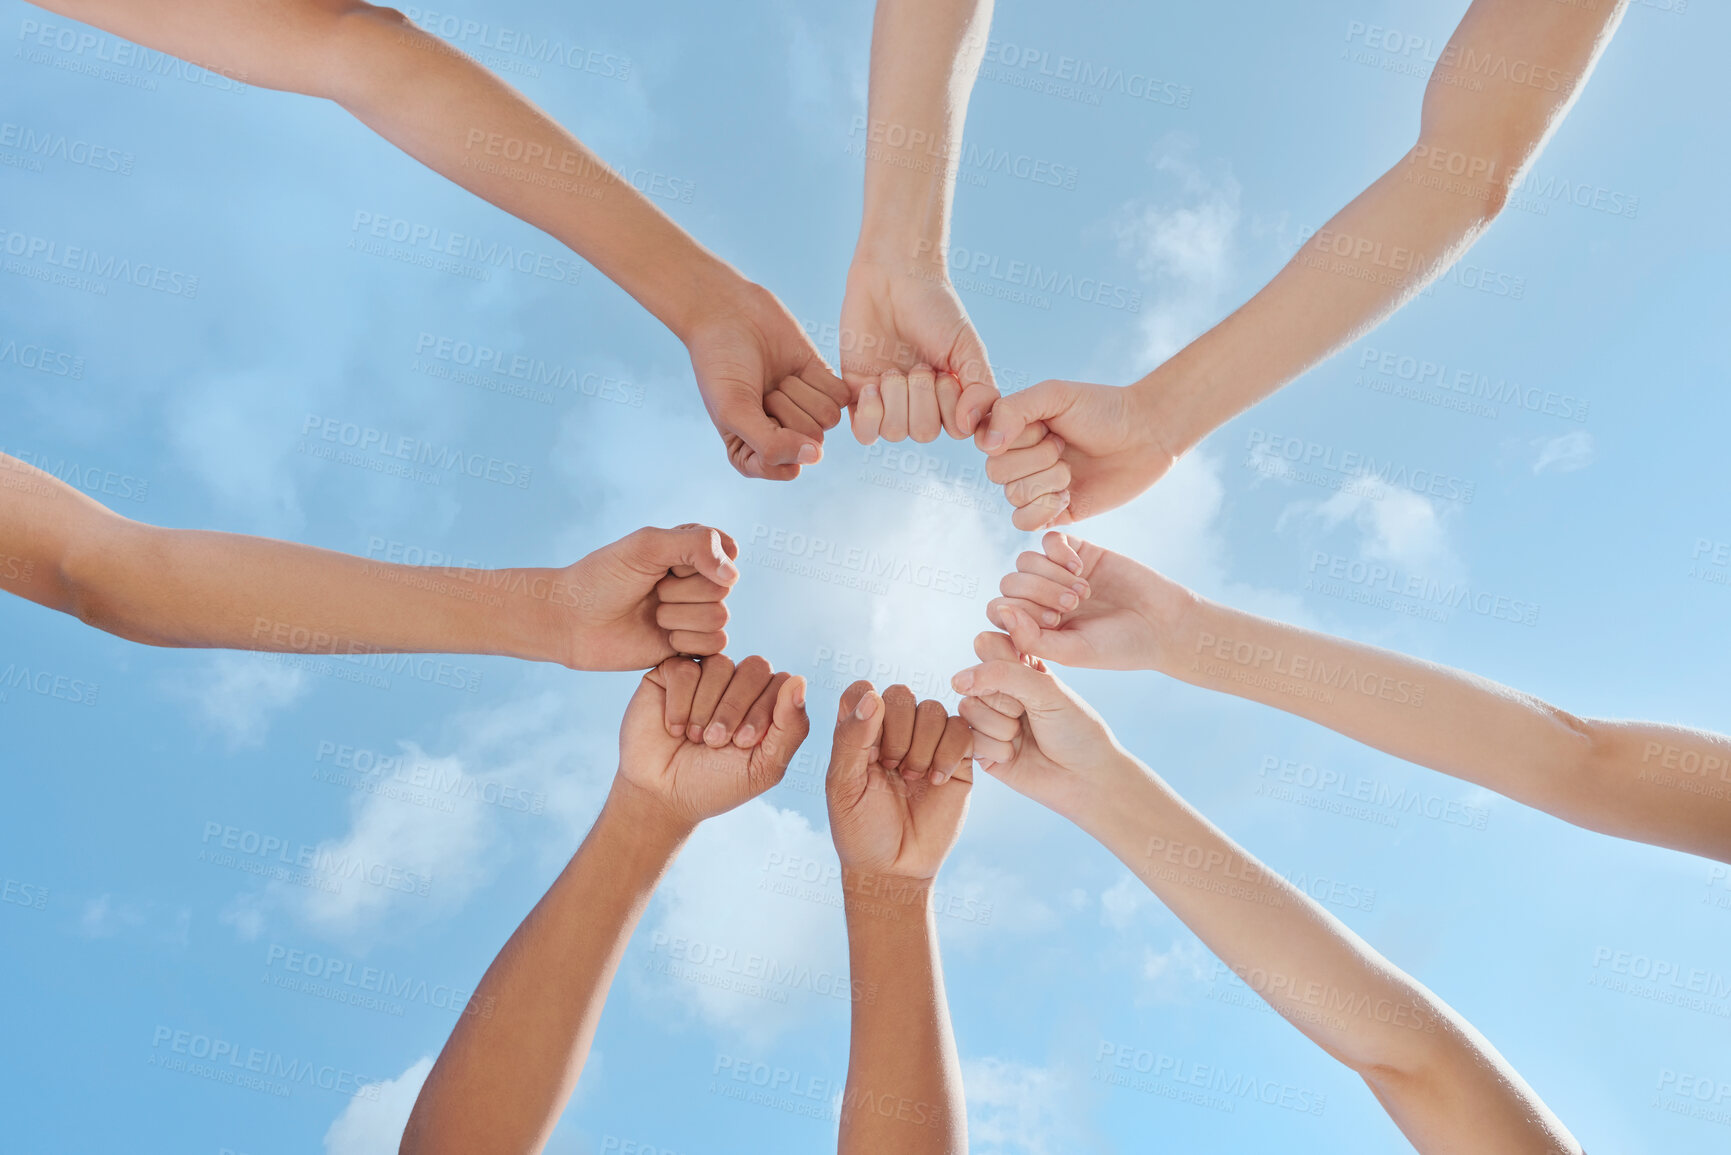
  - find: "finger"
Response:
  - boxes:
[667,628,727,657]
[951,323,998,437]
[1012,490,1072,532]
[879,684,917,770]
[726,410,822,478]
[986,598,1053,654]
[687,654,737,742]
[655,572,731,604]
[951,656,1069,713]
[879,369,910,443]
[655,601,729,636]
[797,357,851,408]
[928,714,974,785]
[906,364,941,444]
[736,667,784,749]
[1016,549,1091,597]
[969,632,1048,706]
[754,674,811,787]
[703,655,775,747]
[623,525,741,588]
[985,433,1064,487]
[935,372,965,439]
[959,695,1021,743]
[765,389,827,442]
[828,680,886,800]
[976,379,1066,454]
[777,374,845,431]
[900,699,949,780]
[1042,531,1085,576]
[1006,462,1072,511]
[658,656,702,739]
[850,380,884,445]
[997,574,1080,622]
[970,733,1017,764]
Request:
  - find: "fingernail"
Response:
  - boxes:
[792,681,807,709]
[982,431,1004,451]
[686,724,703,742]
[733,724,756,747]
[962,407,981,433]
[931,770,947,785]
[704,722,727,746]
[952,669,975,692]
[884,757,901,771]
[1051,436,1065,453]
[1043,610,1060,627]
[1060,592,1078,610]
[1071,581,1088,596]
[854,694,879,721]
[796,443,820,465]
[718,560,740,583]
[667,723,683,738]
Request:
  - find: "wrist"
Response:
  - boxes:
[1064,750,1156,841]
[495,568,573,666]
[840,866,935,926]
[657,250,752,346]
[600,776,698,854]
[1128,362,1200,467]
[1132,574,1204,677]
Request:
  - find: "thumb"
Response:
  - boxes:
[952,657,1067,717]
[951,324,999,437]
[627,526,741,588]
[727,407,822,478]
[755,675,810,781]
[991,602,1092,669]
[976,380,1069,454]
[827,680,885,798]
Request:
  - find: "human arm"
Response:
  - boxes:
[28,0,847,478]
[978,0,1628,526]
[826,682,974,1155]
[399,655,809,1154]
[952,634,1581,1154]
[989,532,1731,864]
[841,0,998,445]
[0,452,738,669]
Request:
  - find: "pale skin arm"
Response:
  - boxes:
[28,0,847,478]
[979,0,1629,527]
[400,656,810,1154]
[827,682,975,1155]
[990,532,1731,865]
[842,0,998,445]
[954,634,1581,1155]
[0,452,739,670]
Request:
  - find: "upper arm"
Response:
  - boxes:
[1416,0,1627,177]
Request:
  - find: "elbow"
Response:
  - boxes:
[314,3,417,106]
[1402,137,1513,228]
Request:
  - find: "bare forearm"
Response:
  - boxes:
[839,874,966,1155]
[855,0,993,264]
[32,0,740,338]
[402,783,690,1155]
[1157,597,1731,859]
[1076,759,1574,1153]
[54,520,563,663]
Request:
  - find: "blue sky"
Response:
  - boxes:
[3,0,1729,1151]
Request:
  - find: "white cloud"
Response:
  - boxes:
[1116,146,1242,366]
[79,895,191,946]
[640,799,848,1044]
[1531,430,1595,474]
[962,1057,1083,1155]
[178,653,309,748]
[323,1056,432,1155]
[164,371,311,534]
[1279,485,1459,578]
[1099,872,1148,931]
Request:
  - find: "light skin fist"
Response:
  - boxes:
[617,654,810,828]
[952,631,1131,820]
[556,524,742,671]
[684,282,850,480]
[985,532,1196,671]
[839,260,998,444]
[825,681,974,882]
[976,379,1176,530]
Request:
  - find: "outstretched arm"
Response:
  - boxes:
[955,634,1581,1155]
[401,656,809,1154]
[841,0,998,445]
[980,0,1628,526]
[990,533,1731,865]
[827,682,975,1155]
[29,0,847,478]
[0,452,738,669]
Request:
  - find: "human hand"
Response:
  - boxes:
[555,525,741,671]
[839,260,997,443]
[616,654,810,829]
[826,681,974,882]
[951,632,1132,820]
[684,281,849,480]
[975,379,1177,529]
[984,532,1196,672]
